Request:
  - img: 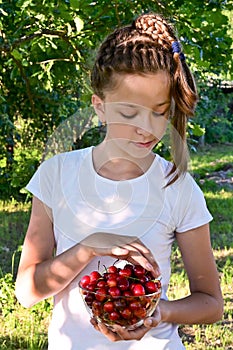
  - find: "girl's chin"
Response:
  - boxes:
[125,144,156,159]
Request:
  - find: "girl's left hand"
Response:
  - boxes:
[90,306,161,342]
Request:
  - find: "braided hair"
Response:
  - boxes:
[91,13,198,184]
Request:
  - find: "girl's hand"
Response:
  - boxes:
[80,232,160,277]
[90,306,161,342]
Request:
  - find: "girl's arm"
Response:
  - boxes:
[15,196,94,307]
[159,223,223,324]
[15,196,159,308]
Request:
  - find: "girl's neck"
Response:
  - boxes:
[92,142,155,181]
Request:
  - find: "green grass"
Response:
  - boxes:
[0,199,31,277]
[0,143,233,349]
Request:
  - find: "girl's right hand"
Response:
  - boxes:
[80,232,160,278]
[90,305,162,342]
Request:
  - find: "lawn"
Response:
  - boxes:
[0,143,232,349]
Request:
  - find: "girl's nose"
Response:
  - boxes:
[135,114,153,136]
[136,126,152,137]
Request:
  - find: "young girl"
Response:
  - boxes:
[15,13,223,350]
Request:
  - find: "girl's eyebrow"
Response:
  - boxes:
[117,103,138,108]
[116,101,171,108]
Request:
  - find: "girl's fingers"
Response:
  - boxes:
[90,307,162,342]
[84,233,161,278]
[110,324,150,341]
[90,319,121,341]
[144,306,162,328]
[91,320,150,342]
[113,240,161,277]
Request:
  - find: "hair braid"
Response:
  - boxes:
[134,13,175,48]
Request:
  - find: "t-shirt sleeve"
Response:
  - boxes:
[174,173,213,233]
[26,156,58,208]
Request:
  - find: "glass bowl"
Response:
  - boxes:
[79,263,161,330]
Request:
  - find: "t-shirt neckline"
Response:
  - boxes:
[88,146,160,184]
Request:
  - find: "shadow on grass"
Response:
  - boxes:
[0,207,30,276]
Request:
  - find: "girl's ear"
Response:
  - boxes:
[92,94,105,123]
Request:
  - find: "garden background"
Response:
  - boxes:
[0,1,233,349]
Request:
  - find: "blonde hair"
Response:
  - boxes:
[91,13,198,185]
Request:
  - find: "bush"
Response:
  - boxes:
[195,83,233,144]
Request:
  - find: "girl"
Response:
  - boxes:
[15,13,223,350]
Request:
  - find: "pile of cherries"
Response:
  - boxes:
[79,262,161,329]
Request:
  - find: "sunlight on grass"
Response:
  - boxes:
[189,144,233,176]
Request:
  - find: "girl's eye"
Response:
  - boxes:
[152,109,169,118]
[152,112,164,117]
[120,112,137,119]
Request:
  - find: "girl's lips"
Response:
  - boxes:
[135,140,155,148]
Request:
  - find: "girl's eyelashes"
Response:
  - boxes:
[152,112,165,117]
[117,106,170,119]
[120,112,137,119]
[152,107,170,118]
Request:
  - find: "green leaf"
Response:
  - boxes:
[188,121,205,137]
[11,49,22,60]
[70,0,79,10]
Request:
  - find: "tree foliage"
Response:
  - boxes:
[0,0,232,199]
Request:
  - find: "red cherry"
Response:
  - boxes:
[92,300,102,316]
[107,277,117,288]
[145,281,158,294]
[130,316,139,324]
[123,290,133,297]
[109,311,120,321]
[129,301,141,311]
[90,271,102,283]
[130,282,137,291]
[133,265,146,278]
[119,268,132,278]
[86,283,96,292]
[103,301,115,313]
[80,275,91,288]
[117,277,130,291]
[84,292,95,306]
[95,288,107,301]
[108,286,121,298]
[124,263,134,271]
[121,308,132,319]
[132,284,145,296]
[97,280,107,288]
[133,306,147,318]
[107,265,118,274]
[139,275,150,284]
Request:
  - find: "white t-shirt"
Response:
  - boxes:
[26,146,212,350]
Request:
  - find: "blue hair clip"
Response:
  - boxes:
[172,41,186,61]
[179,52,186,61]
[172,41,181,53]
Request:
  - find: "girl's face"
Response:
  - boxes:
[92,71,171,159]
